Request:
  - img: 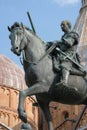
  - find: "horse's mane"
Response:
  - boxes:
[10,22,46,46]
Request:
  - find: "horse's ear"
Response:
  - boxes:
[21,22,23,27]
[21,23,25,31]
[21,23,24,29]
[8,26,11,32]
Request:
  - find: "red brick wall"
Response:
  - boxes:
[0,85,38,130]
[38,102,87,130]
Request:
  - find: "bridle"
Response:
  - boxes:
[18,26,55,66]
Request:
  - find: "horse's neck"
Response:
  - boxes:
[24,31,46,63]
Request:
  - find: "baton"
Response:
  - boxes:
[27,11,36,34]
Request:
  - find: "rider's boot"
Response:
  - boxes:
[56,68,69,87]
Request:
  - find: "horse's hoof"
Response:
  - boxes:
[21,123,32,130]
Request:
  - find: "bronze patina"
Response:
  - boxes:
[8,21,87,130]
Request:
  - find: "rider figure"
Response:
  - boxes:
[58,20,80,87]
[51,20,79,87]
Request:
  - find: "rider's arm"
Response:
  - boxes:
[62,37,75,47]
[62,32,79,47]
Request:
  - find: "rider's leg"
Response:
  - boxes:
[61,68,70,85]
[56,67,70,87]
[56,68,69,87]
[56,61,71,87]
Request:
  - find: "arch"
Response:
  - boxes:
[62,111,69,120]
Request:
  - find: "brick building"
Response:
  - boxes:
[0,55,38,130]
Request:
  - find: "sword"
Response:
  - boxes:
[56,47,86,74]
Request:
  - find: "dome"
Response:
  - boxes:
[0,55,27,90]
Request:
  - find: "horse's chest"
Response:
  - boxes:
[25,64,43,84]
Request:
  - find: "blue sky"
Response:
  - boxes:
[0,0,81,68]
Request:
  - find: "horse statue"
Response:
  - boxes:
[8,22,87,130]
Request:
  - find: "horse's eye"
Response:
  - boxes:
[17,32,20,35]
[17,31,22,36]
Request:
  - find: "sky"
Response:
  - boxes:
[0,0,81,69]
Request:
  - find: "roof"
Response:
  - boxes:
[0,55,27,90]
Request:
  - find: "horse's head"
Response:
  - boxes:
[8,22,27,56]
[8,22,47,65]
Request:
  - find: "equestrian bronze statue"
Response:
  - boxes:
[8,22,87,130]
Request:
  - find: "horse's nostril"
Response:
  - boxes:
[16,47,18,50]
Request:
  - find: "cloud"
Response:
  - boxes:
[54,0,79,6]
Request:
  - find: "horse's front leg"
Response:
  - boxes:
[37,98,53,130]
[18,90,27,123]
[18,82,48,123]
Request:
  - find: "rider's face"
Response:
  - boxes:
[61,23,69,33]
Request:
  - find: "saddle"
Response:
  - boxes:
[52,55,86,77]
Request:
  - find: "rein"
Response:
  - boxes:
[19,27,57,66]
[20,41,57,66]
[20,50,37,65]
[19,29,38,65]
